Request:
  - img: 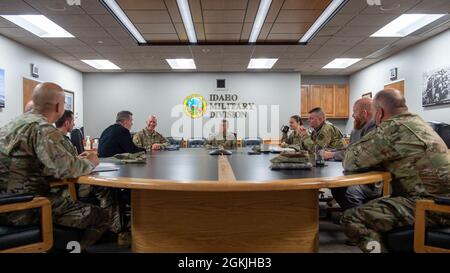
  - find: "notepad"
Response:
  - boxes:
[92,163,119,173]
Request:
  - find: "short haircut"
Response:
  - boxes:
[373,89,408,113]
[308,107,325,118]
[222,119,228,124]
[116,111,133,123]
[55,110,74,128]
[290,115,303,126]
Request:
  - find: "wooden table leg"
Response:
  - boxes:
[131,189,319,253]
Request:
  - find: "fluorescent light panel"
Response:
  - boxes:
[176,0,197,43]
[371,14,446,37]
[322,58,361,69]
[1,15,74,38]
[247,58,278,69]
[82,60,121,70]
[248,0,272,43]
[102,0,146,44]
[299,0,346,43]
[166,59,196,69]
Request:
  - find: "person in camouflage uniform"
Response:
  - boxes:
[0,83,109,249]
[341,89,450,253]
[327,98,382,210]
[297,107,346,152]
[280,115,306,149]
[133,115,169,151]
[55,110,124,235]
[205,119,237,149]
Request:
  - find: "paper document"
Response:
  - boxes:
[92,163,119,173]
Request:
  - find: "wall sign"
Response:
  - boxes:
[390,67,398,81]
[31,64,39,78]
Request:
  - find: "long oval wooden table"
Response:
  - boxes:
[77,148,391,253]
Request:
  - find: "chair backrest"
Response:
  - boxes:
[243,137,262,147]
[428,121,450,148]
[187,138,205,148]
[70,128,84,155]
[167,137,183,146]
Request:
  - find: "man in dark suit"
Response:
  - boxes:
[98,111,144,158]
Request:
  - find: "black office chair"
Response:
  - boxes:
[428,121,450,148]
[385,198,450,253]
[167,137,183,147]
[0,194,85,253]
[187,138,206,148]
[70,128,85,155]
[243,137,262,147]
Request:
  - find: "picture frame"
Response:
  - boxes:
[64,90,74,112]
[422,67,450,107]
[362,92,372,99]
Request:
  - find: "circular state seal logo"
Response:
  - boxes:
[183,94,207,119]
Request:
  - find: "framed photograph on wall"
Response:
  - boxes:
[0,68,5,108]
[422,67,450,107]
[362,92,372,99]
[64,90,74,112]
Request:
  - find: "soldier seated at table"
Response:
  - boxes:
[296,107,346,152]
[323,98,381,210]
[133,115,169,151]
[280,115,307,149]
[205,119,237,149]
[0,82,109,250]
[341,89,450,253]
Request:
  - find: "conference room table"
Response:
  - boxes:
[77,148,391,253]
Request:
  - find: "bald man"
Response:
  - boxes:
[328,98,381,210]
[0,82,109,249]
[133,115,169,151]
[341,89,450,252]
[24,100,34,112]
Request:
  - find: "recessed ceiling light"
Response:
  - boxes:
[166,59,196,69]
[371,14,446,37]
[1,15,74,38]
[81,60,121,70]
[247,58,278,69]
[176,0,197,43]
[101,0,146,44]
[299,0,347,44]
[248,0,272,43]
[322,58,361,69]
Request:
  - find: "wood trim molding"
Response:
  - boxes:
[218,156,236,182]
[78,171,392,192]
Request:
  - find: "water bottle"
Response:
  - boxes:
[92,139,98,150]
[84,136,91,150]
[315,145,325,167]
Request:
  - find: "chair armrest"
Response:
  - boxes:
[0,197,53,253]
[50,179,78,202]
[0,194,34,206]
[414,199,450,253]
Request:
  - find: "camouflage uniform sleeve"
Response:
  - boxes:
[281,132,289,144]
[157,132,170,149]
[35,125,95,179]
[132,131,144,148]
[300,132,313,151]
[343,126,400,171]
[315,127,333,149]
